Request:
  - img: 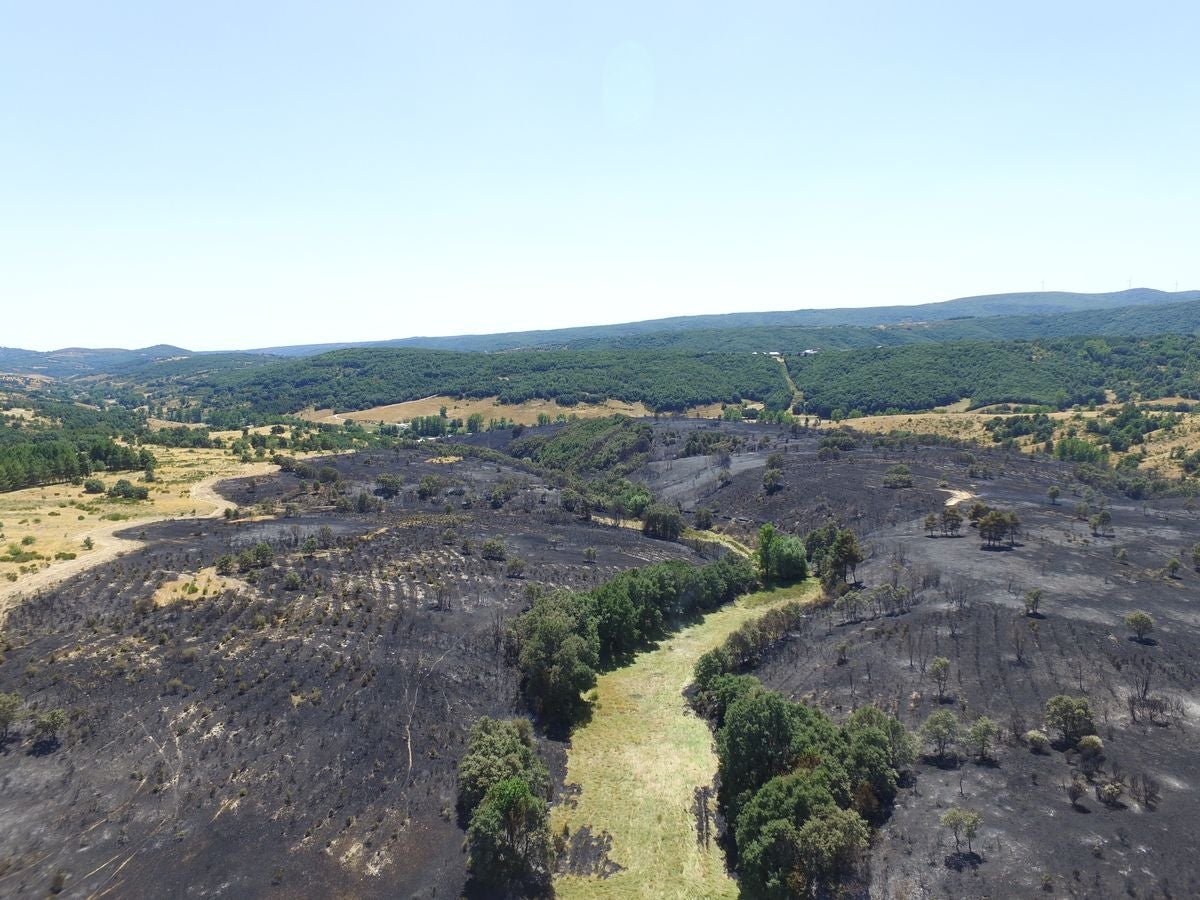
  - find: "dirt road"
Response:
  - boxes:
[0,463,275,619]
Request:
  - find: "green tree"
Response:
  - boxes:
[919,709,959,759]
[457,717,548,815]
[828,529,864,583]
[923,512,938,537]
[756,523,778,582]
[1125,610,1154,641]
[795,806,869,879]
[929,656,951,702]
[1044,695,1094,744]
[642,503,683,541]
[940,807,981,853]
[374,474,403,498]
[717,691,800,819]
[512,591,599,729]
[940,506,963,536]
[1046,485,1060,505]
[966,716,999,761]
[1023,588,1042,616]
[762,468,784,494]
[31,708,68,746]
[465,776,550,889]
[480,538,507,561]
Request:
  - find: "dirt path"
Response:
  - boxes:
[776,357,802,409]
[940,488,975,507]
[551,581,821,899]
[0,463,276,619]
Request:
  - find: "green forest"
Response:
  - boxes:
[154,347,796,422]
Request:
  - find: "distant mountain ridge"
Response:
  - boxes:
[2,288,1197,376]
[247,288,1199,355]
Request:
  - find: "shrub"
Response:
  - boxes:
[480,538,507,561]
[83,478,105,494]
[1024,729,1050,753]
[1096,781,1124,806]
[107,479,149,501]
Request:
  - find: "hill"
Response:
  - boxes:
[245,288,1199,355]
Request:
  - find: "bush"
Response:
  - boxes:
[83,478,105,494]
[1024,729,1050,753]
[107,479,149,501]
[480,538,507,561]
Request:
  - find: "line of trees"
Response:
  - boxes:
[508,555,759,729]
[456,717,551,893]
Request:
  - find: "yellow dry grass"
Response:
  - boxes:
[0,448,276,612]
[551,580,822,900]
[818,403,1200,479]
[152,566,251,607]
[300,395,658,427]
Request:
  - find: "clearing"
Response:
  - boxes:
[552,580,821,899]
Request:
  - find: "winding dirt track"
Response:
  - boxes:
[0,463,275,618]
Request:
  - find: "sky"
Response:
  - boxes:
[3,1,1199,351]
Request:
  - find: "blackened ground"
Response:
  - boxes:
[0,448,702,899]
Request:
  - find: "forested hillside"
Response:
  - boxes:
[155,348,795,422]
[246,287,1197,354]
[562,298,1200,353]
[791,335,1200,417]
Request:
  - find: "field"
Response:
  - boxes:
[0,448,276,610]
[300,395,659,427]
[552,581,820,899]
[816,400,1200,478]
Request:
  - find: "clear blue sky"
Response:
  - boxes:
[3,1,1198,351]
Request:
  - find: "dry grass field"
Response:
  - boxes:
[300,395,659,426]
[816,400,1200,478]
[0,449,275,610]
[551,581,821,900]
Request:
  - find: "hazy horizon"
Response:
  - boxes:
[5,2,1198,350]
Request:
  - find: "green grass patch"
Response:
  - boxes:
[551,580,821,899]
